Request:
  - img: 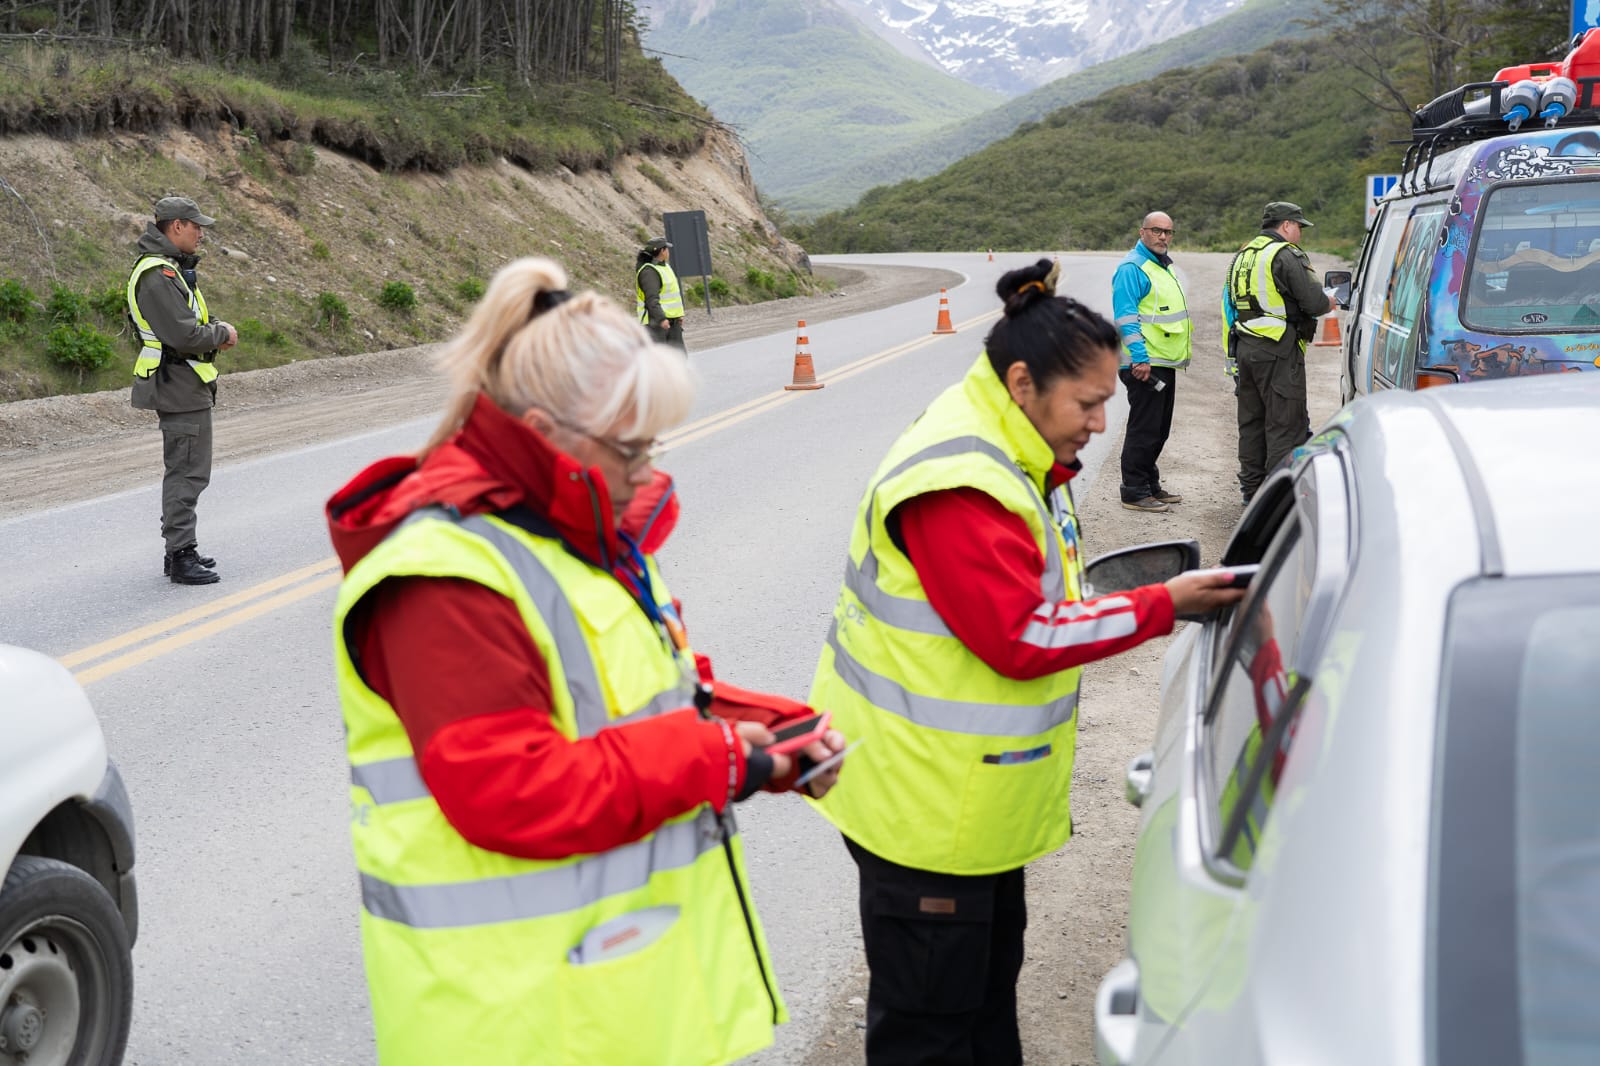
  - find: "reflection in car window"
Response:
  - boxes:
[1432,578,1600,1066]
[1204,518,1316,872]
[1463,180,1600,333]
[1375,204,1448,384]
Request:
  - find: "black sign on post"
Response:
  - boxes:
[663,210,714,317]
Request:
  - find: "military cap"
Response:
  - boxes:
[1262,201,1314,227]
[154,196,216,226]
[643,237,672,253]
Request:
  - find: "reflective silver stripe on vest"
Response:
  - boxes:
[457,513,695,735]
[826,620,1077,737]
[1114,313,1141,327]
[361,807,724,929]
[352,757,431,805]
[1138,310,1190,325]
[853,436,1066,627]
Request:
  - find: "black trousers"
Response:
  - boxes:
[845,836,1027,1066]
[1118,365,1177,502]
[649,318,686,352]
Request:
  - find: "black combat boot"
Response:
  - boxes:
[163,548,216,575]
[167,546,220,585]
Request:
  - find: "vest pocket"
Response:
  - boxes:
[557,903,713,1064]
[953,743,1072,869]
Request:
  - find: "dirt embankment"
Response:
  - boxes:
[0,117,812,403]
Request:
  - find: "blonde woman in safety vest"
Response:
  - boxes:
[808,259,1243,1065]
[326,257,844,1066]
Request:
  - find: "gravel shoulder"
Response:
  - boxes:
[0,262,960,515]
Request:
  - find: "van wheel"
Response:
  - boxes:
[0,857,132,1066]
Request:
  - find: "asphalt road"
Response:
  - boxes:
[0,252,1131,1065]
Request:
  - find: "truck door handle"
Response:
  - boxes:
[1094,957,1141,1066]
[1124,750,1154,808]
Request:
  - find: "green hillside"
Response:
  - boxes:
[795,38,1397,255]
[781,0,1324,214]
[642,0,1001,208]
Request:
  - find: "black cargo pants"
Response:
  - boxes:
[1118,365,1177,502]
[650,317,686,352]
[1236,344,1310,499]
[158,408,213,553]
[845,835,1026,1066]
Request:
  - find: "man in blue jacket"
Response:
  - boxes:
[1111,211,1192,513]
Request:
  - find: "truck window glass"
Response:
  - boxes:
[1463,180,1600,332]
[1374,205,1448,385]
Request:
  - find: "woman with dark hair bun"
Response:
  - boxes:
[806,258,1242,1064]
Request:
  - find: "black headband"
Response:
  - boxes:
[532,289,572,315]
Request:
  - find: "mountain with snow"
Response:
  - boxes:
[834,0,1247,93]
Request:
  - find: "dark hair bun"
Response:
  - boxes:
[996,259,1056,317]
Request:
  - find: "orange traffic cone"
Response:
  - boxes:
[784,320,824,391]
[1312,313,1342,347]
[932,289,957,335]
[987,248,994,262]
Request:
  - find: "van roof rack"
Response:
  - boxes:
[1396,77,1600,194]
[1411,77,1600,139]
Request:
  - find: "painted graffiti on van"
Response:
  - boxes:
[1440,337,1594,379]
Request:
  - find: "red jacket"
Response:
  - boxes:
[327,393,812,862]
[896,464,1174,678]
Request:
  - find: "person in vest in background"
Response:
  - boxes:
[1112,210,1191,514]
[127,196,238,585]
[326,256,845,1066]
[808,260,1243,1066]
[1223,201,1332,505]
[636,236,687,351]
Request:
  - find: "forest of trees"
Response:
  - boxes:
[0,0,631,84]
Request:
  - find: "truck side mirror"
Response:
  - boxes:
[1324,270,1353,310]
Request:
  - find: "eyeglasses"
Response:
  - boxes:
[545,412,659,471]
[1143,227,1175,237]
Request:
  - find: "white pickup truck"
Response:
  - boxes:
[1,644,136,1065]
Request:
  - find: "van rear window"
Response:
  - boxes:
[1464,181,1600,332]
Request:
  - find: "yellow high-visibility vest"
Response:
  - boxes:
[809,353,1090,875]
[334,508,785,1065]
[1227,236,1291,343]
[1117,255,1191,369]
[637,261,685,323]
[126,256,218,383]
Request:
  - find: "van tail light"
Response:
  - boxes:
[1416,367,1461,389]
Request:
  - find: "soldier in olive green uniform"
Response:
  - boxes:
[1223,201,1332,504]
[127,196,237,585]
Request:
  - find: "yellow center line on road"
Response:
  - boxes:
[60,558,341,670]
[64,306,998,685]
[72,571,345,686]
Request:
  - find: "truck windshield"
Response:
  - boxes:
[1431,575,1600,1066]
[1463,180,1600,332]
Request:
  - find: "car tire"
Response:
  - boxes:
[0,856,133,1066]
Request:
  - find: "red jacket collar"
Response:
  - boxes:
[328,393,678,573]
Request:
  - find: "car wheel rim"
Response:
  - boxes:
[0,918,108,1066]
